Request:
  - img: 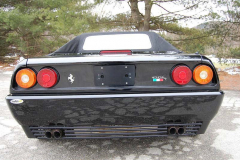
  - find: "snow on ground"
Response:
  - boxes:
[3,71,13,75]
[206,55,240,75]
[0,57,25,73]
[17,57,24,63]
[224,67,240,75]
[206,55,240,64]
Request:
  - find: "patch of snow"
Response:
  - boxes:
[179,137,192,143]
[0,145,7,149]
[29,146,38,150]
[0,119,18,127]
[16,57,25,63]
[206,54,240,65]
[219,58,240,64]
[225,67,240,75]
[113,156,121,160]
[137,155,152,160]
[206,55,240,75]
[0,125,11,137]
[109,150,115,153]
[102,140,112,146]
[87,144,98,149]
[125,154,136,160]
[147,147,162,155]
[182,147,191,152]
[19,57,24,61]
[175,146,180,150]
[161,144,173,150]
[150,141,163,147]
[194,140,202,145]
[3,71,13,75]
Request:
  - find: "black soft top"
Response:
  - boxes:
[54,32,180,54]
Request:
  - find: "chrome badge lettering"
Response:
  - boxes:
[68,74,75,84]
[10,99,24,104]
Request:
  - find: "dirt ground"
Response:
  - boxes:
[219,71,240,90]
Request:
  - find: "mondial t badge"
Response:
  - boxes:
[68,74,75,84]
[152,76,167,82]
[10,99,24,104]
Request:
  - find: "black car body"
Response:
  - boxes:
[6,32,224,139]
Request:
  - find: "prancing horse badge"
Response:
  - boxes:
[68,74,75,84]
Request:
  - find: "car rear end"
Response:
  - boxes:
[6,54,224,139]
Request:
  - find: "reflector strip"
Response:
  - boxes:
[100,50,132,55]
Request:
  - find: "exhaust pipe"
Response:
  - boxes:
[177,127,185,135]
[45,130,52,138]
[168,127,177,135]
[52,129,63,139]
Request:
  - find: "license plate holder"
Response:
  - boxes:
[94,65,135,86]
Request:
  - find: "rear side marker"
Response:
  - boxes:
[193,65,213,84]
[16,68,36,88]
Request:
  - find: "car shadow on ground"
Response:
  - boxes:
[35,130,230,160]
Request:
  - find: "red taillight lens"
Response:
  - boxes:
[100,50,132,55]
[172,65,192,85]
[37,68,58,88]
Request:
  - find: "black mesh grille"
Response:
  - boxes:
[30,122,202,139]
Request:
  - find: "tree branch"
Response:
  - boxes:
[153,1,202,17]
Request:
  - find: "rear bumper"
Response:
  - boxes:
[6,91,224,138]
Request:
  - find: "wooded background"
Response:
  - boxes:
[0,0,239,61]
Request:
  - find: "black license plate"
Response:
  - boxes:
[94,65,135,86]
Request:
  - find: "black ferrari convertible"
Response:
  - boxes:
[6,32,224,139]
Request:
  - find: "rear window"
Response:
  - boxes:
[83,34,152,50]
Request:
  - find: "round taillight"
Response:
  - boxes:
[193,65,213,84]
[16,68,37,88]
[172,65,192,85]
[37,68,58,88]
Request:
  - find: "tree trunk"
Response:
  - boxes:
[143,0,152,31]
[129,0,144,31]
[129,0,152,31]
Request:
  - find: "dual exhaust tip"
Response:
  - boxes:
[45,129,63,139]
[168,127,185,135]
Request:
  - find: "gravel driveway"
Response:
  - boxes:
[0,71,239,160]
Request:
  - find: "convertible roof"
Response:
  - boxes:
[54,32,180,54]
